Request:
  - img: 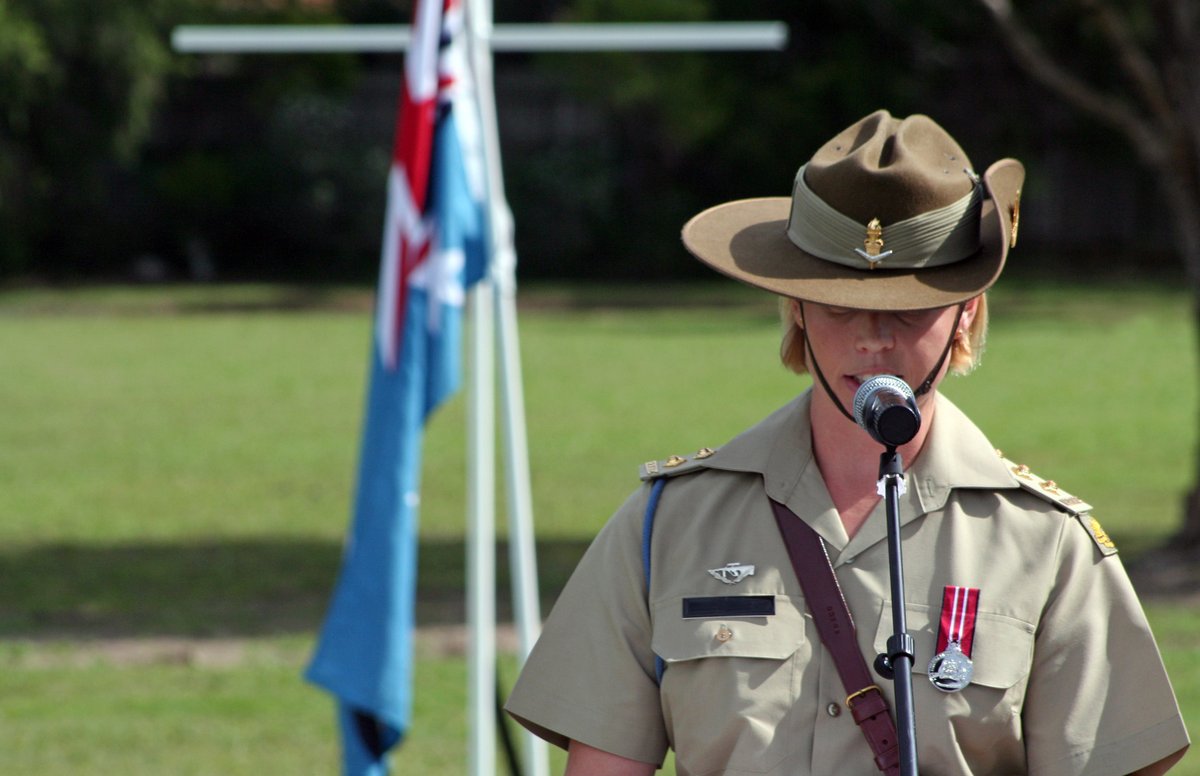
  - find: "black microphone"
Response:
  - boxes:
[853,375,921,447]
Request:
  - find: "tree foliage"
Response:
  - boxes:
[977,0,1199,276]
[0,0,170,275]
[0,0,368,281]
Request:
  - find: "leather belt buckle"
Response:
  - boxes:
[845,684,882,709]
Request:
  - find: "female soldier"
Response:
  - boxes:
[505,111,1189,775]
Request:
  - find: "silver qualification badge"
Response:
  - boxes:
[928,641,974,692]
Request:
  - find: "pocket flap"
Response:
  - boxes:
[652,595,805,662]
[873,601,1034,689]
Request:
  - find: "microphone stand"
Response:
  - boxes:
[873,445,918,776]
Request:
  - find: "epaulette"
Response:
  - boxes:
[1000,455,1092,515]
[999,453,1117,555]
[640,447,718,481]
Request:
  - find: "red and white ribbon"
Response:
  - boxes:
[935,585,980,657]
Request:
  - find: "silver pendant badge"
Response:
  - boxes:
[929,585,981,693]
[928,640,974,692]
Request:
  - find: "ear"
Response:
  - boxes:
[959,296,981,332]
[789,298,804,329]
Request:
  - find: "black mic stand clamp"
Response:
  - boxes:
[871,445,919,776]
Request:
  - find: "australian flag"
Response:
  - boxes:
[305,0,489,772]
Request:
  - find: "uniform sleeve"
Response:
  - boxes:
[504,485,669,766]
[1022,514,1189,775]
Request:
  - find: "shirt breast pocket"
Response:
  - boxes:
[651,594,810,774]
[873,601,1035,691]
[874,598,1035,764]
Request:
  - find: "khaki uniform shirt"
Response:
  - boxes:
[506,391,1189,775]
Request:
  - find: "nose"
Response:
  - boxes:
[855,312,894,353]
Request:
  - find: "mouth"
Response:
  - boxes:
[846,372,904,391]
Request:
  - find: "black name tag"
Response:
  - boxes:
[682,595,775,619]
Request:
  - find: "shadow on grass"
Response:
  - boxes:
[3,526,1181,641]
[0,538,589,640]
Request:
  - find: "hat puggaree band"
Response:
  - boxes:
[786,164,984,272]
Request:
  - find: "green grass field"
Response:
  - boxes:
[0,281,1196,773]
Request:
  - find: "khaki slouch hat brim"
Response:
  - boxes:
[681,111,1025,311]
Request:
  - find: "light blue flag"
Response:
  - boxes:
[305,0,489,771]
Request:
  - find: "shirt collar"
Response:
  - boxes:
[909,391,1018,513]
[700,390,815,495]
[700,387,1017,513]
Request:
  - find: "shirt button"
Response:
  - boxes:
[826,702,842,718]
[716,625,733,643]
[843,555,856,565]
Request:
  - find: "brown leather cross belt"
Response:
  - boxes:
[770,498,901,776]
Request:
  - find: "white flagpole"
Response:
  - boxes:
[464,1,549,774]
[467,277,497,776]
[465,4,524,774]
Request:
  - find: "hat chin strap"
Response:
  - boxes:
[799,302,965,426]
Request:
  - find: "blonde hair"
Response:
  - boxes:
[779,295,988,376]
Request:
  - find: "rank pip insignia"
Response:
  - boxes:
[929,585,981,692]
[854,218,894,269]
[1089,516,1116,550]
[707,562,756,585]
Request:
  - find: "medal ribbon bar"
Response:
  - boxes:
[935,585,980,657]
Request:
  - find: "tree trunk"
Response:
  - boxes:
[1180,290,1200,548]
[1152,156,1200,548]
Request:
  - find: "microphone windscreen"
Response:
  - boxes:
[852,375,914,428]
